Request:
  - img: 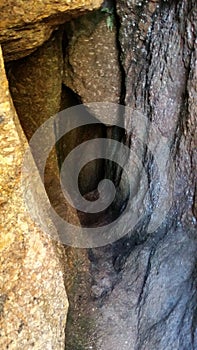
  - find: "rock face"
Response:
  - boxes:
[63,1,197,349]
[7,30,64,204]
[0,46,68,349]
[0,2,107,348]
[61,8,123,192]
[0,0,103,61]
[63,9,121,105]
[7,31,63,141]
[1,0,196,349]
[56,87,106,194]
[86,1,197,349]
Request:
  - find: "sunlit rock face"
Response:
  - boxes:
[0,46,68,349]
[0,0,103,61]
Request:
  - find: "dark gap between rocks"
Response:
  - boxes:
[4,21,131,349]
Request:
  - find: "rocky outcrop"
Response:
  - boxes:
[0,46,68,349]
[0,0,103,61]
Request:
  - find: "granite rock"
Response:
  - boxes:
[63,9,121,109]
[0,46,69,350]
[0,0,103,61]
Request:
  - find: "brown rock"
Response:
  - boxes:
[7,31,63,141]
[0,46,68,349]
[87,1,197,350]
[62,9,123,196]
[63,10,121,108]
[0,0,103,61]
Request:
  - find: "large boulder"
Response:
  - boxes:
[91,0,197,349]
[64,1,197,349]
[63,10,121,106]
[0,0,103,61]
[0,46,68,350]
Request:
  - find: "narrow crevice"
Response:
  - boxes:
[114,0,126,107]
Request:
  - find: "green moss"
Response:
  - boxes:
[101,7,115,31]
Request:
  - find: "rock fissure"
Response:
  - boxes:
[0,0,196,349]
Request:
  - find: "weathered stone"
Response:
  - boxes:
[1,1,196,350]
[88,0,197,349]
[0,46,68,349]
[62,8,123,195]
[7,30,63,184]
[64,1,197,349]
[7,30,63,141]
[5,24,83,228]
[63,9,121,109]
[0,0,103,61]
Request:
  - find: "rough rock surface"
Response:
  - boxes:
[7,31,63,141]
[7,30,64,191]
[61,8,123,194]
[87,1,197,349]
[64,1,197,349]
[0,0,103,61]
[0,46,68,350]
[63,9,121,107]
[1,1,196,349]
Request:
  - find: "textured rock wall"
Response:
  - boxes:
[90,1,197,349]
[63,9,121,105]
[56,86,106,195]
[0,46,68,350]
[61,8,123,194]
[0,0,103,61]
[64,1,196,349]
[7,30,63,141]
[0,2,106,348]
[7,30,64,197]
[7,7,120,196]
[1,1,196,349]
